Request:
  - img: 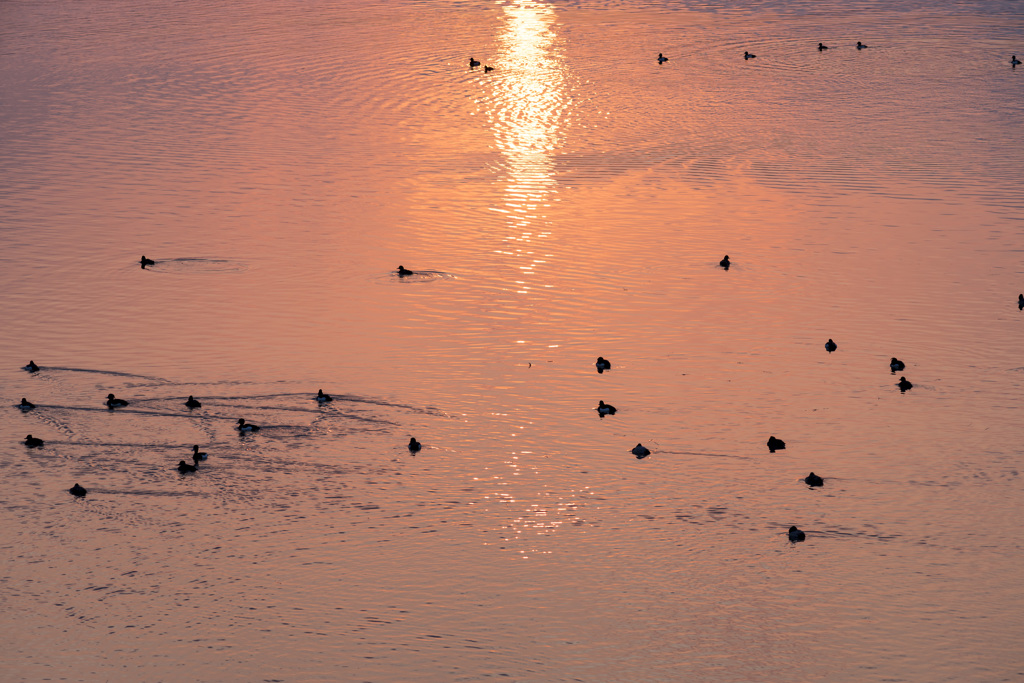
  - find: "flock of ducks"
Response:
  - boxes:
[647,43,1020,66]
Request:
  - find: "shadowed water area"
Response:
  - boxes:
[2,0,1023,680]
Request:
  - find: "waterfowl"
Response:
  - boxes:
[595,356,612,372]
[69,483,87,497]
[825,338,837,353]
[632,443,651,459]
[890,357,905,372]
[720,255,730,269]
[596,400,617,416]
[316,389,333,403]
[1012,55,1021,66]
[236,418,260,432]
[767,436,786,453]
[24,434,44,448]
[140,255,155,269]
[469,57,481,68]
[788,526,806,542]
[191,445,208,461]
[897,376,913,392]
[856,41,868,49]
[24,360,39,373]
[818,42,829,51]
[804,472,824,487]
[744,51,756,60]
[397,265,414,276]
[1018,293,1023,310]
[19,398,35,411]
[177,460,197,473]
[408,437,422,453]
[106,393,129,408]
[658,53,668,64]
[483,65,494,73]
[184,395,202,409]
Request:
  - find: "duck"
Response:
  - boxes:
[767,435,786,453]
[1012,55,1021,66]
[19,398,36,411]
[469,57,481,68]
[804,472,824,487]
[483,65,494,73]
[184,395,202,409]
[191,445,208,461]
[743,51,756,60]
[408,437,422,453]
[856,41,868,49]
[632,443,651,459]
[23,360,39,373]
[140,255,156,269]
[596,400,617,416]
[236,418,260,432]
[106,393,129,408]
[825,338,837,353]
[890,357,905,372]
[788,526,806,542]
[897,376,913,392]
[316,389,333,403]
[397,265,414,277]
[818,42,829,51]
[658,53,668,64]
[1018,293,1023,310]
[595,356,612,372]
[177,460,197,473]
[69,483,88,497]
[720,254,731,269]
[24,434,44,448]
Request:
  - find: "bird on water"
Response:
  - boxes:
[720,255,730,269]
[469,57,481,68]
[825,338,837,353]
[804,472,824,487]
[596,400,617,416]
[106,393,129,408]
[25,434,44,448]
[397,265,414,277]
[177,460,197,473]
[1018,294,1023,310]
[818,42,829,51]
[484,65,494,73]
[788,526,806,542]
[191,445,208,462]
[632,443,651,459]
[316,389,333,403]
[140,255,155,269]
[890,357,905,372]
[767,435,786,453]
[856,41,868,49]
[24,360,39,373]
[236,418,260,432]
[897,376,913,392]
[744,51,756,60]
[1012,55,1021,67]
[69,483,87,497]
[19,398,36,411]
[185,395,202,409]
[658,53,668,64]
[408,437,422,453]
[596,356,611,372]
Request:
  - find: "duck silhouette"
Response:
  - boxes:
[185,395,202,409]
[316,389,333,403]
[767,436,786,453]
[804,472,824,487]
[825,338,837,353]
[140,255,155,269]
[890,357,905,372]
[19,398,35,411]
[856,41,868,49]
[632,443,651,459]
[191,445,208,461]
[236,418,260,432]
[743,51,756,60]
[1012,55,1021,67]
[24,434,44,448]
[177,460,197,473]
[106,393,129,408]
[469,57,481,68]
[484,65,494,73]
[658,53,668,64]
[720,255,730,269]
[408,437,422,453]
[397,265,414,277]
[595,356,612,373]
[788,526,806,542]
[897,376,913,392]
[596,400,617,416]
[23,360,39,373]
[1018,293,1023,310]
[818,42,829,51]
[69,483,87,497]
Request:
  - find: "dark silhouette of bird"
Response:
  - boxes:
[818,42,829,51]
[397,265,414,276]
[720,255,730,269]
[767,436,786,453]
[898,376,913,392]
[24,360,39,373]
[890,357,905,373]
[191,445,208,462]
[1012,55,1021,67]
[1018,294,1023,310]
[25,434,44,448]
[19,398,35,411]
[596,356,611,373]
[106,393,129,408]
[69,483,87,497]
[185,395,202,409]
[484,65,494,73]
[804,472,824,487]
[744,51,756,60]
[596,400,617,416]
[236,418,260,432]
[788,526,806,542]
[825,338,837,353]
[469,57,481,68]
[316,389,333,403]
[632,443,651,459]
[177,460,197,473]
[658,53,668,64]
[140,255,155,269]
[408,437,421,453]
[856,41,868,49]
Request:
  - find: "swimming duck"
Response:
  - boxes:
[825,338,837,353]
[177,460,197,473]
[658,53,668,64]
[890,357,905,372]
[24,434,44,448]
[484,65,494,73]
[140,255,155,269]
[184,395,202,409]
[767,436,786,452]
[316,389,333,403]
[856,41,868,49]
[632,443,651,459]
[236,418,260,432]
[1018,293,1023,310]
[595,356,612,372]
[24,360,39,373]
[19,398,36,411]
[744,51,756,60]
[596,400,617,416]
[469,57,481,68]
[804,472,824,487]
[397,265,414,276]
[1012,55,1021,66]
[720,255,730,269]
[106,393,129,408]
[69,483,87,497]
[788,526,806,542]
[818,42,829,51]
[408,437,422,453]
[897,376,913,392]
[191,445,208,461]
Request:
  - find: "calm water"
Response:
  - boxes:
[2,0,1023,680]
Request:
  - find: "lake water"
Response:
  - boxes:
[2,0,1023,680]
